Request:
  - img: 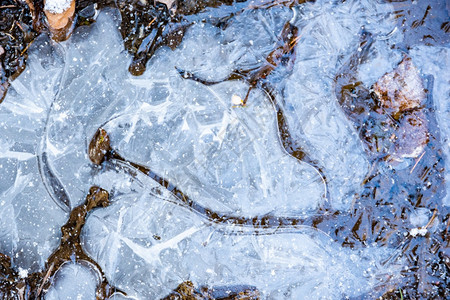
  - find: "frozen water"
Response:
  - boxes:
[103,80,325,216]
[44,262,99,299]
[41,7,325,216]
[43,9,134,208]
[408,46,450,206]
[83,163,402,299]
[282,0,399,209]
[1,0,447,298]
[0,35,66,272]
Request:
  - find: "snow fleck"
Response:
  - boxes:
[44,0,72,14]
[18,267,28,278]
[409,227,427,237]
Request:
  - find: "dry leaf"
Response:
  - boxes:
[373,57,426,114]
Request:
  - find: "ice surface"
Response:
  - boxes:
[43,9,134,208]
[41,7,325,216]
[103,80,325,216]
[83,164,402,299]
[0,34,66,272]
[408,46,450,206]
[2,0,447,298]
[283,0,398,209]
[44,262,99,299]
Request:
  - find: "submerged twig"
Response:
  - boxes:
[35,263,54,297]
[89,127,331,229]
[410,151,426,174]
[424,208,438,229]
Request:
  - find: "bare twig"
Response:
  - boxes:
[424,208,438,229]
[20,39,33,55]
[36,263,54,297]
[147,16,157,28]
[410,151,426,174]
[0,32,15,40]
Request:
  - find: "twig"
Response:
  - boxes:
[20,39,33,55]
[424,207,438,229]
[0,5,16,9]
[36,262,54,297]
[9,20,15,32]
[0,32,15,40]
[15,20,24,32]
[410,151,425,174]
[147,17,157,28]
[289,33,302,50]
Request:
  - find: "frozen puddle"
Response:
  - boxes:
[2,0,449,298]
[83,164,400,299]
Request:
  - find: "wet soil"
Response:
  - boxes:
[0,0,36,102]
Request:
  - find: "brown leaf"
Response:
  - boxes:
[373,57,426,114]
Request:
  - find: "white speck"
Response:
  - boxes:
[18,267,28,278]
[181,119,189,131]
[409,227,427,237]
[45,0,72,14]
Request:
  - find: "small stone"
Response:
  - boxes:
[231,94,243,106]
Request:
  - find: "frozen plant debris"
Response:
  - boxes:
[372,57,429,160]
[373,57,426,115]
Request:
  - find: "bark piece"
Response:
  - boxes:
[44,0,76,41]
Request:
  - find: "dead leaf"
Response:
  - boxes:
[373,57,426,114]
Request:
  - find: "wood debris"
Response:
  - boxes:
[44,0,76,41]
